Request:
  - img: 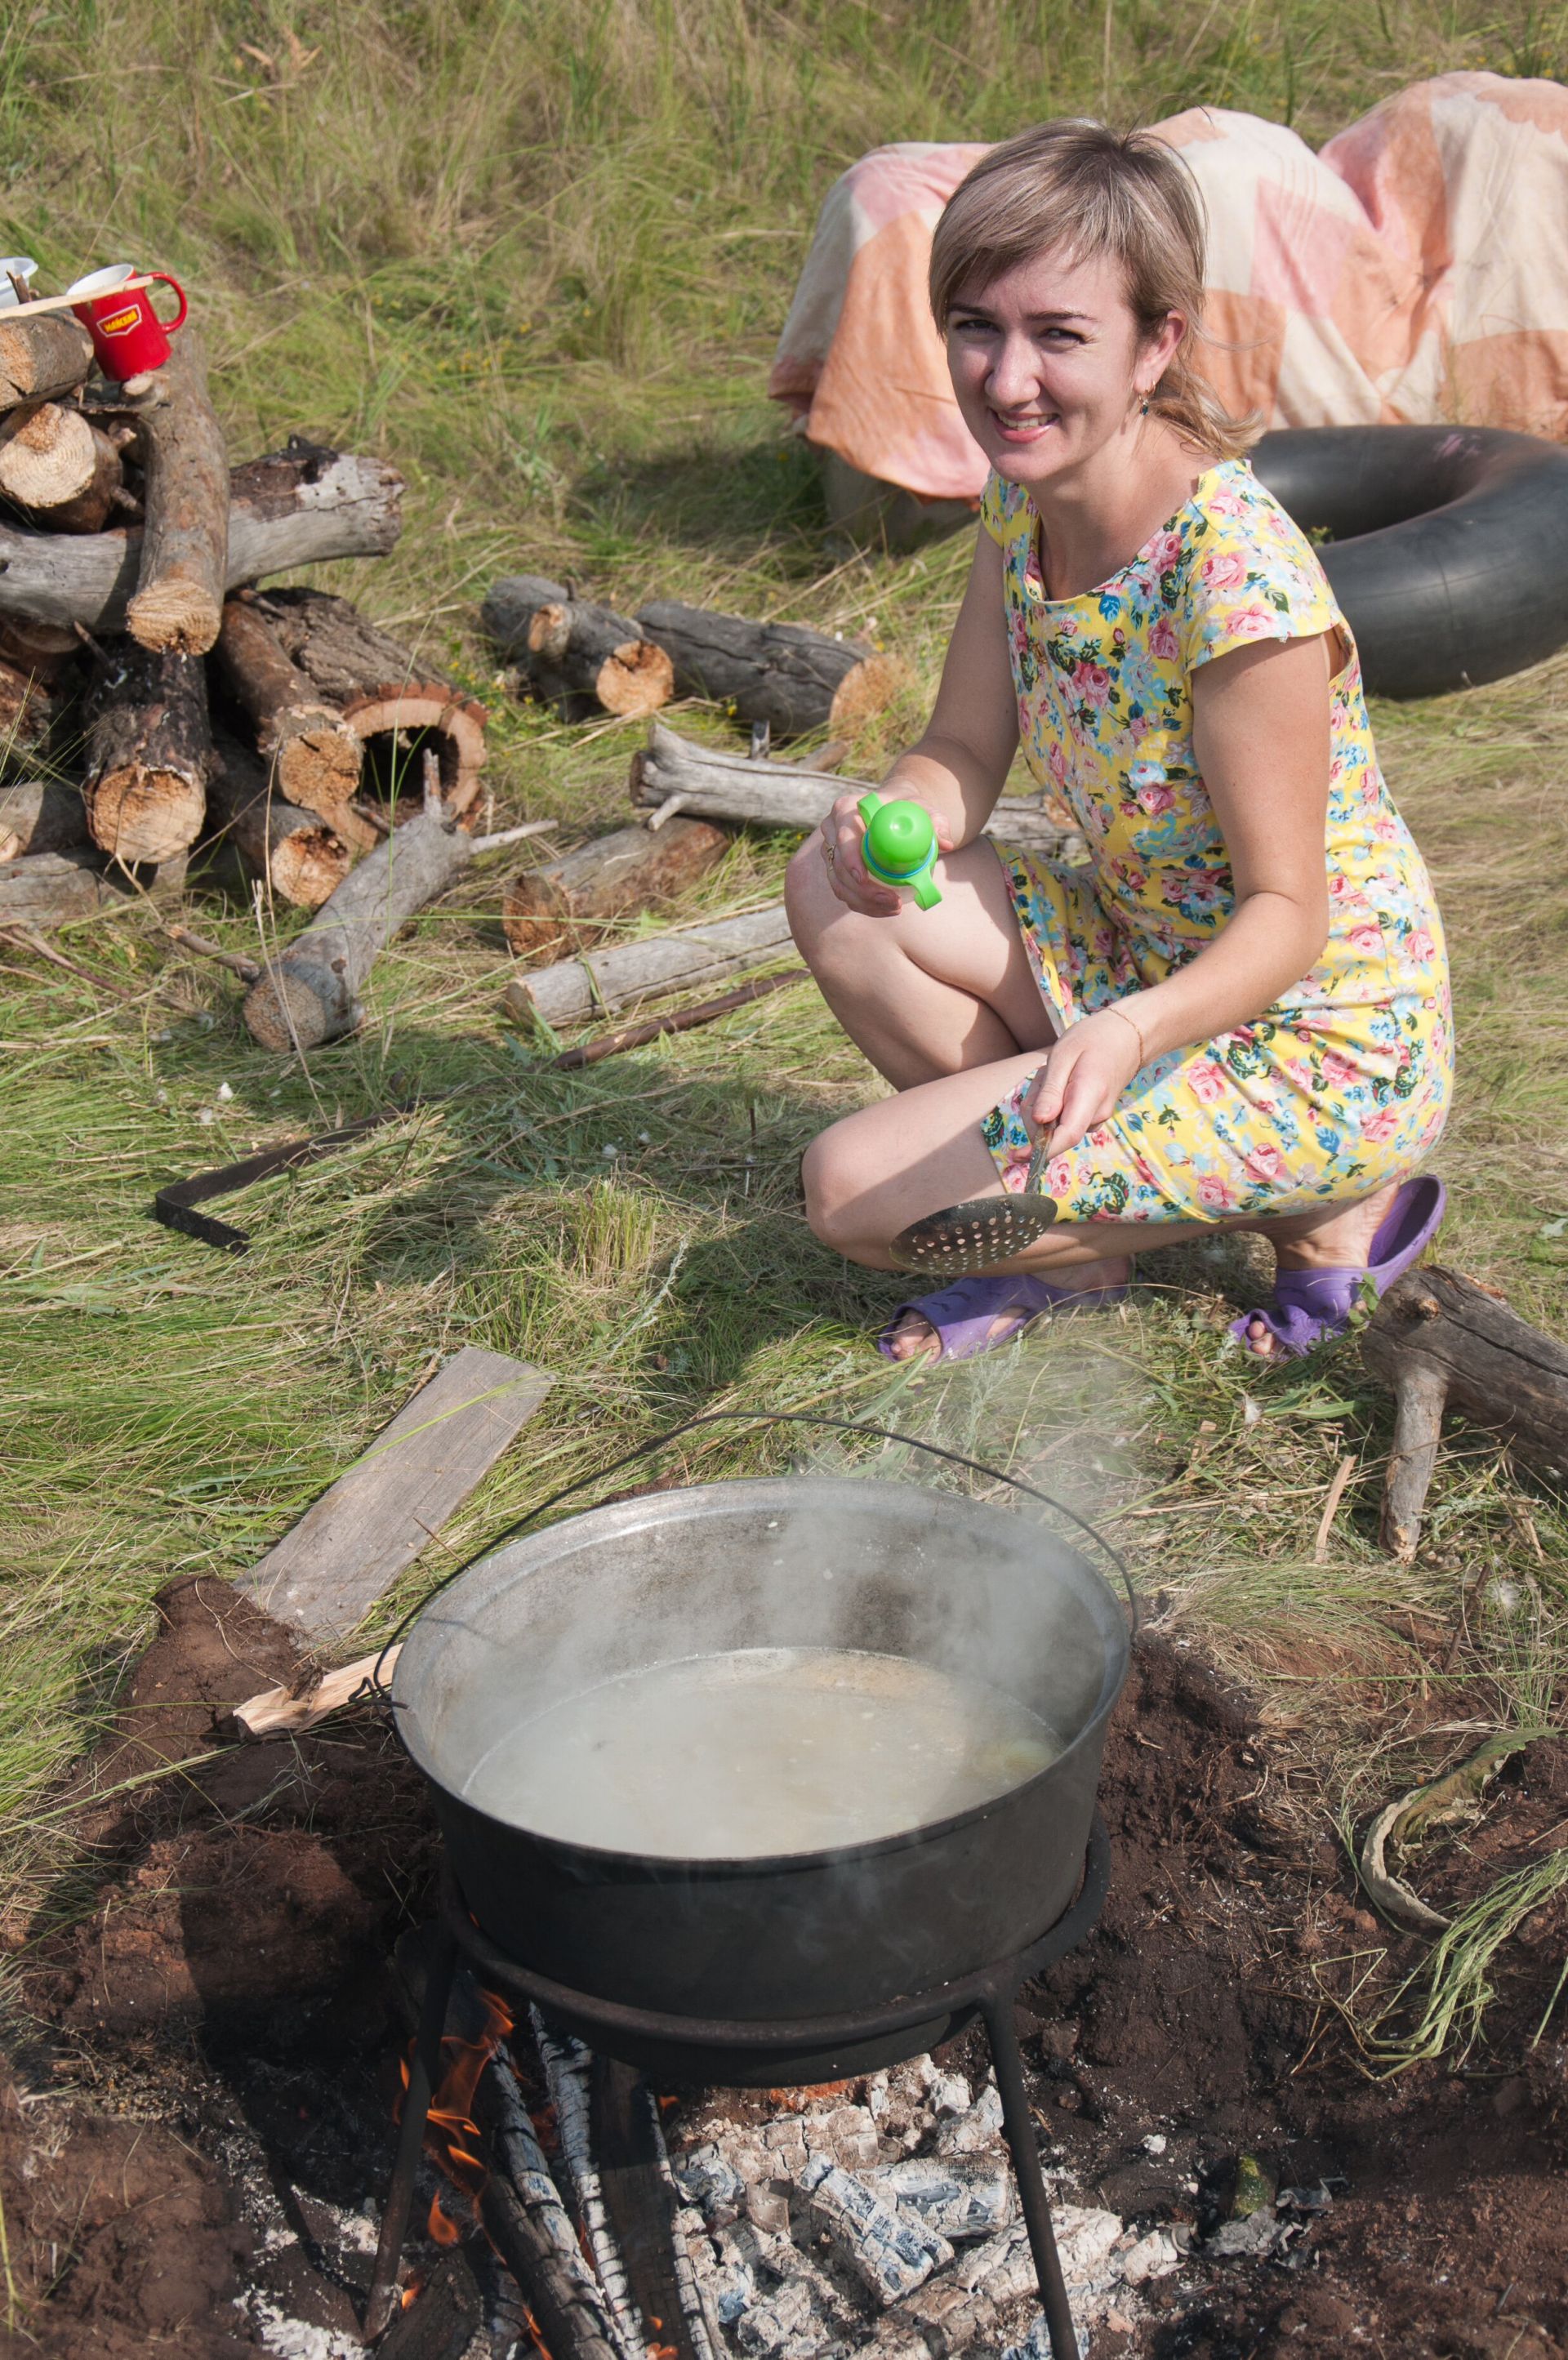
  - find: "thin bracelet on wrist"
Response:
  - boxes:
[1105,1000,1147,1067]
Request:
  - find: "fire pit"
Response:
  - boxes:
[369,1431,1132,2359]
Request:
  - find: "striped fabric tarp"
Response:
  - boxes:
[769,73,1568,501]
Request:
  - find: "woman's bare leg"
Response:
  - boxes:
[800,1057,1408,1359]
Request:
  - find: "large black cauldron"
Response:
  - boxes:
[392,1475,1129,2043]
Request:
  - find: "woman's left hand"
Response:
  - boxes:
[1024,1008,1146,1156]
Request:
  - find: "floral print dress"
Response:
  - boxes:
[980,459,1453,1223]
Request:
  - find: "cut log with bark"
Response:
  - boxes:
[1362,1264,1568,1559]
[0,402,98,513]
[216,592,368,835]
[483,573,673,719]
[501,816,729,958]
[123,327,229,656]
[0,617,79,679]
[0,440,403,632]
[245,586,487,817]
[204,733,355,911]
[503,902,795,1029]
[33,423,126,534]
[0,777,87,862]
[0,657,57,768]
[629,720,1081,860]
[0,847,120,924]
[82,641,215,866]
[242,808,548,1050]
[636,599,909,740]
[0,310,92,407]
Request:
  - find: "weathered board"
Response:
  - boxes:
[238,1346,554,1641]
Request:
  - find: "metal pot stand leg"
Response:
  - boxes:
[365,1816,1108,2356]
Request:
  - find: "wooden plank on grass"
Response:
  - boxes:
[237,1346,553,1642]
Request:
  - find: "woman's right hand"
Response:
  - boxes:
[817,790,956,918]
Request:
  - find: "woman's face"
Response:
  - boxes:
[946,244,1184,490]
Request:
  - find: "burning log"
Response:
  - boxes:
[243,587,487,818]
[0,777,87,862]
[83,640,215,866]
[0,440,403,632]
[0,309,92,406]
[241,808,551,1053]
[0,847,119,922]
[483,574,674,719]
[0,402,99,515]
[630,722,1081,859]
[1361,1265,1568,1558]
[635,599,908,741]
[216,593,367,831]
[531,2016,648,2356]
[502,902,795,1030]
[123,326,229,656]
[501,816,729,959]
[204,735,355,911]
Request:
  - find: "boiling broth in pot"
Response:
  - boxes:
[461,1645,1061,1858]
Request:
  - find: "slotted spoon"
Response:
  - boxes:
[889,1138,1060,1276]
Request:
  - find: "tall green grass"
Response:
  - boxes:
[0,0,1564,2057]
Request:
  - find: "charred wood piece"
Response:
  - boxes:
[483,573,674,719]
[83,640,215,866]
[636,599,908,741]
[1361,1264,1568,1557]
[501,815,728,958]
[0,440,403,633]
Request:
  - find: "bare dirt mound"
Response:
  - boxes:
[2,1582,1563,2357]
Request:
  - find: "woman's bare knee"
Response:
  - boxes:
[800,1126,865,1254]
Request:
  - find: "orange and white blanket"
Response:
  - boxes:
[769,73,1568,501]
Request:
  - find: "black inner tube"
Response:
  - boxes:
[1251,424,1568,701]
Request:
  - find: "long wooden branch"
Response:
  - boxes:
[0,443,403,631]
[629,720,1081,859]
[504,902,795,1029]
[124,327,229,655]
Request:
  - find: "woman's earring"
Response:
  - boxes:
[1139,398,1151,416]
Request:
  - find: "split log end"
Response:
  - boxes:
[86,763,208,867]
[124,577,225,656]
[827,650,913,732]
[242,964,358,1053]
[595,639,675,718]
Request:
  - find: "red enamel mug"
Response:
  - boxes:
[68,265,188,381]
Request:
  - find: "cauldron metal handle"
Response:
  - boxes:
[372,1409,1138,1701]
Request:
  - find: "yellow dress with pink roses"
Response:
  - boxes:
[980,459,1453,1222]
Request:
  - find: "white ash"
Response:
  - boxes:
[662,2053,1185,2360]
[801,2156,954,2307]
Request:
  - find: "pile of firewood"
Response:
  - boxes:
[0,301,486,926]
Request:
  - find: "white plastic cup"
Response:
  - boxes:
[0,256,38,308]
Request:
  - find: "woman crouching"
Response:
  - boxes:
[786,119,1452,1365]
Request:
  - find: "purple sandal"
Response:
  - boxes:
[877,1271,1128,1364]
[1231,1174,1446,1360]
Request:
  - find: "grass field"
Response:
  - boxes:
[2,0,1566,2055]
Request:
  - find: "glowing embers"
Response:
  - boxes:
[889,1191,1059,1277]
[398,1983,514,2246]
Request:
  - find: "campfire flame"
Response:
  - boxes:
[400,1984,515,2244]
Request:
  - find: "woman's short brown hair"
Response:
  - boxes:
[929,118,1258,461]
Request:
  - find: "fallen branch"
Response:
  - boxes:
[630,720,1080,859]
[546,965,808,1067]
[483,573,673,719]
[0,777,87,862]
[124,326,229,656]
[1361,1265,1568,1558]
[0,440,403,632]
[503,901,795,1029]
[0,847,121,924]
[637,599,907,739]
[160,922,262,985]
[501,815,728,959]
[242,808,553,1050]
